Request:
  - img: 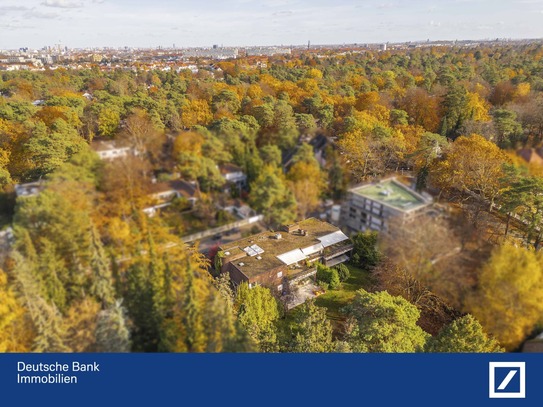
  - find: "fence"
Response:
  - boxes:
[181,215,264,243]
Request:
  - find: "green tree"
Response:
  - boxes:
[89,225,115,308]
[346,290,429,352]
[289,299,334,353]
[316,263,340,289]
[249,165,297,226]
[425,314,503,353]
[259,144,282,168]
[235,283,280,352]
[492,109,524,148]
[24,119,87,178]
[350,231,382,271]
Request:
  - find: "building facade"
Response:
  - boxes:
[341,178,432,233]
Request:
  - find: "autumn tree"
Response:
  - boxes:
[430,134,510,210]
[0,268,32,352]
[287,158,326,219]
[465,242,543,350]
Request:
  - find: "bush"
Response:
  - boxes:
[335,263,350,282]
[329,269,340,289]
[316,263,341,289]
[317,281,329,291]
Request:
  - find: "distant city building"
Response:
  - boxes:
[341,178,432,233]
[245,46,292,56]
[217,218,353,295]
[182,47,239,59]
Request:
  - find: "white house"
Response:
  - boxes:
[91,140,135,160]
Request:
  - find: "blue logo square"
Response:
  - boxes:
[494,367,521,393]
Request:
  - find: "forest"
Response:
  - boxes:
[1,43,543,353]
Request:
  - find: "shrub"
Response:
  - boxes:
[316,263,341,289]
[329,269,340,289]
[318,281,329,291]
[335,264,350,282]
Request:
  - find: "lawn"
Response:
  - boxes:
[314,264,372,324]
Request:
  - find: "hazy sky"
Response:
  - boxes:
[0,0,542,49]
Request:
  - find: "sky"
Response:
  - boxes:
[0,0,542,49]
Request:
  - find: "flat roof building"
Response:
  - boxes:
[216,218,353,297]
[341,178,432,233]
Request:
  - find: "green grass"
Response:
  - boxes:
[315,264,372,322]
[280,264,372,337]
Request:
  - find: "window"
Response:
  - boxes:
[277,271,283,278]
[277,284,283,292]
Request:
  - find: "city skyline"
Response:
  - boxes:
[1,0,543,49]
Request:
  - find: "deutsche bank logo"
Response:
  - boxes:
[489,362,526,399]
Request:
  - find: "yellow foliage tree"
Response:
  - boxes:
[431,134,510,209]
[0,268,33,352]
[287,161,327,219]
[466,92,491,122]
[181,99,213,128]
[465,242,543,350]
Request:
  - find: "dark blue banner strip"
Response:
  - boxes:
[1,353,541,406]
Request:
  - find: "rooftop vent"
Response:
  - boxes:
[274,233,282,240]
[238,262,245,267]
[256,256,262,260]
[224,251,230,256]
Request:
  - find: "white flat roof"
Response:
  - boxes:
[301,243,324,256]
[317,230,349,247]
[277,249,307,265]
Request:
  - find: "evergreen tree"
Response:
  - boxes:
[350,231,382,271]
[95,301,131,352]
[10,252,70,352]
[89,225,115,308]
[181,264,207,352]
[425,314,503,353]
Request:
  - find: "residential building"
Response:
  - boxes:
[216,218,353,295]
[14,181,45,198]
[341,177,432,233]
[143,179,198,216]
[91,140,135,160]
[219,163,247,192]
